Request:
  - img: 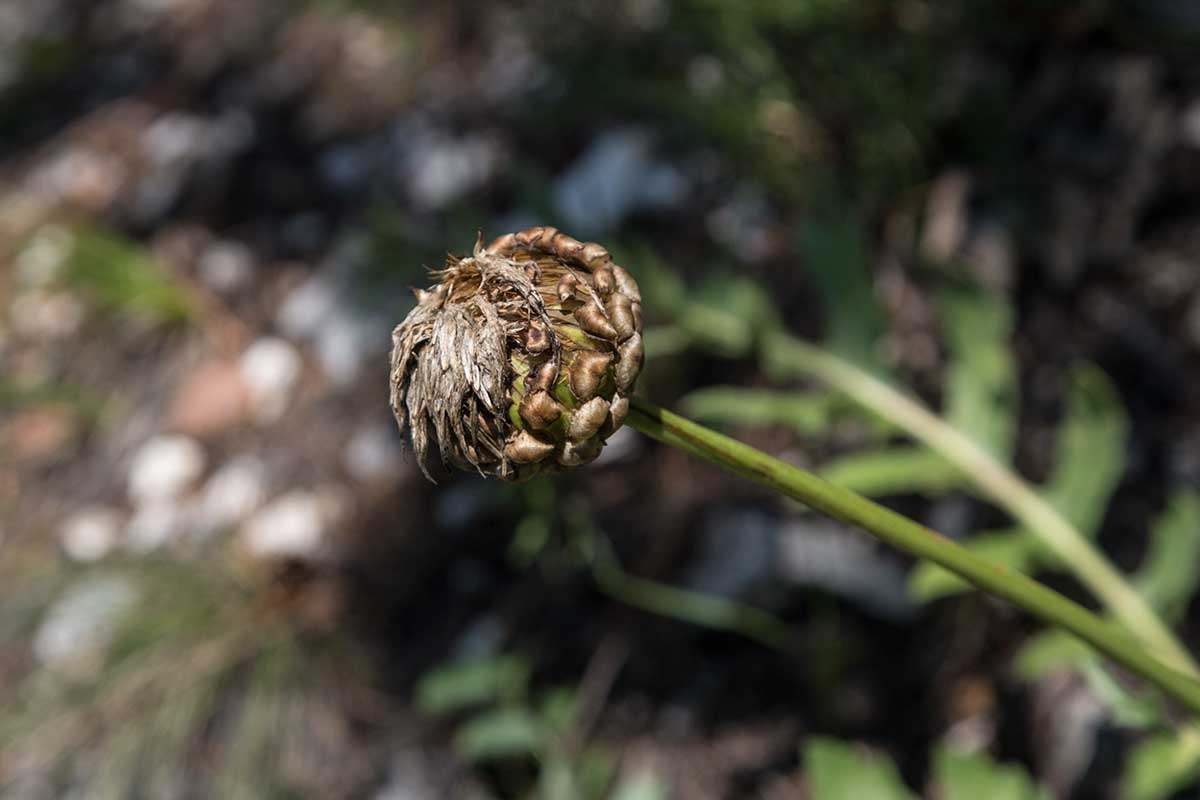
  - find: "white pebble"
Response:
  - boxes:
[408,133,500,211]
[59,507,123,562]
[142,112,204,166]
[315,314,369,386]
[198,240,254,293]
[8,290,84,340]
[124,501,184,553]
[276,276,337,340]
[128,434,206,503]
[197,455,267,534]
[343,424,403,483]
[15,224,73,288]
[239,337,302,423]
[241,490,337,561]
[33,576,138,674]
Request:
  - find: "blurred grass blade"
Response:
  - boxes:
[1038,364,1128,540]
[681,386,840,436]
[455,708,546,762]
[65,226,194,324]
[416,655,532,715]
[820,445,962,496]
[590,535,801,656]
[940,286,1017,461]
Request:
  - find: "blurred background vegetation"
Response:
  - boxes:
[3,0,1200,797]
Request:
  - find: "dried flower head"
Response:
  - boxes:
[390,227,644,481]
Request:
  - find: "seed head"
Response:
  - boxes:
[389,227,644,481]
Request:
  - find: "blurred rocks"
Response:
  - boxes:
[127,434,206,503]
[59,507,125,563]
[197,239,255,294]
[197,455,267,535]
[14,224,73,288]
[776,519,915,621]
[32,576,138,676]
[400,123,501,212]
[167,359,251,436]
[343,424,405,484]
[5,405,79,464]
[124,500,188,553]
[7,290,84,340]
[274,250,391,387]
[239,337,302,423]
[554,128,688,236]
[682,509,775,598]
[240,488,344,562]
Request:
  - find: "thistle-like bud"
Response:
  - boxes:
[389,227,644,481]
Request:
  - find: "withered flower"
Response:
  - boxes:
[390,227,644,481]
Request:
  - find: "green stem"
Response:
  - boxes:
[626,396,1200,718]
[590,537,802,656]
[760,331,1200,680]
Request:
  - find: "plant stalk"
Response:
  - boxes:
[626,396,1200,718]
[760,331,1200,679]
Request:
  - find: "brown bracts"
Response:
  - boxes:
[389,227,644,481]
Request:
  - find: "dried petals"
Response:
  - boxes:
[389,228,645,480]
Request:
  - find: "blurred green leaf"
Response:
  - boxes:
[455,708,546,762]
[642,325,692,359]
[539,688,577,734]
[940,287,1017,461]
[64,227,193,324]
[909,532,1040,601]
[799,209,885,369]
[677,300,756,357]
[416,654,532,715]
[540,749,617,800]
[681,386,839,436]
[931,746,1050,800]
[694,273,782,336]
[804,736,915,800]
[1122,732,1200,800]
[1012,629,1097,679]
[1037,364,1128,541]
[1014,630,1161,728]
[611,771,669,800]
[1134,490,1200,622]
[820,445,962,496]
[623,249,760,358]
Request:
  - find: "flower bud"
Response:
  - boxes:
[389,228,645,480]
